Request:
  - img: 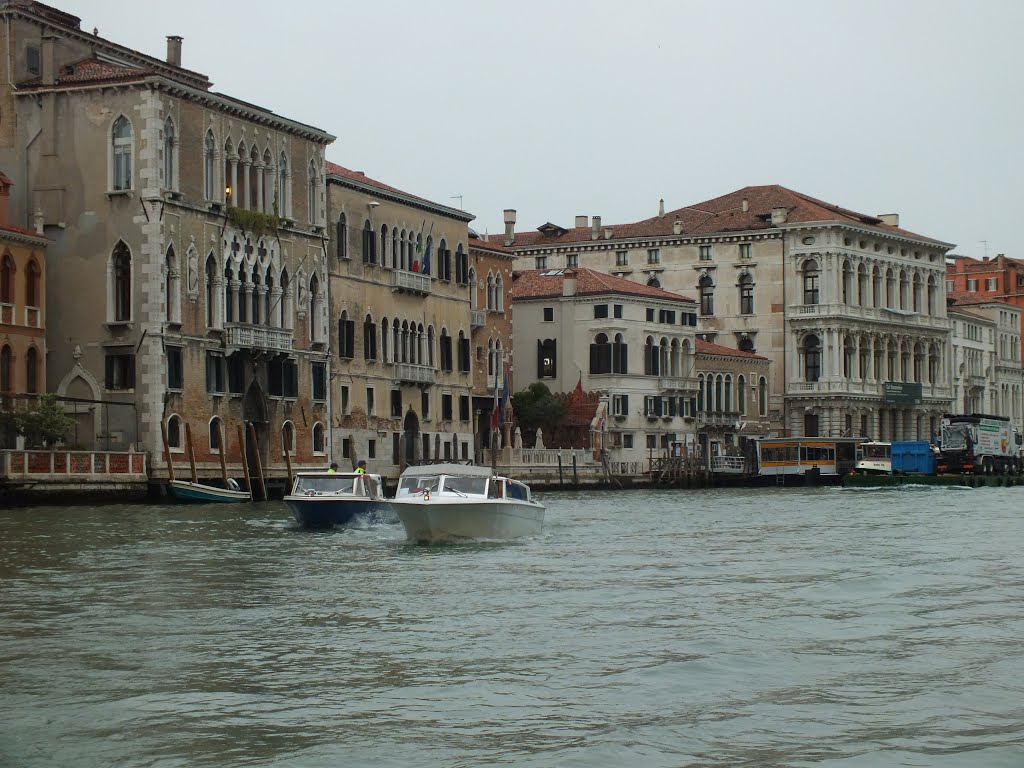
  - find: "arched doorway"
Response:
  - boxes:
[243,381,268,483]
[403,409,420,468]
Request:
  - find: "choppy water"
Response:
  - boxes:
[2,486,1024,767]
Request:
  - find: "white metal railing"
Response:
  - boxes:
[518,448,595,466]
[391,269,432,295]
[396,362,436,385]
[710,455,746,473]
[224,323,293,353]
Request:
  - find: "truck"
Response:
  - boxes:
[936,414,1022,475]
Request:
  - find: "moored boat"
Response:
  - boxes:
[283,471,392,528]
[391,463,545,544]
[168,478,251,503]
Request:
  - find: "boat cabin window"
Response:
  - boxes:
[398,475,440,495]
[440,476,487,496]
[858,443,891,461]
[294,475,355,494]
[487,478,503,499]
[506,480,529,501]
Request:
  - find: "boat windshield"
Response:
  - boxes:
[860,443,891,460]
[292,475,356,495]
[398,475,441,496]
[440,476,487,496]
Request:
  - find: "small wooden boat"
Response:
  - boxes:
[168,478,251,503]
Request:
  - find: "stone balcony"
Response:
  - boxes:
[396,362,436,386]
[786,378,952,402]
[658,376,698,392]
[788,303,951,330]
[224,323,293,353]
[391,269,432,295]
[470,309,486,328]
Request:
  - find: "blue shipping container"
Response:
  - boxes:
[891,441,936,475]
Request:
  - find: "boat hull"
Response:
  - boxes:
[391,499,545,544]
[168,480,251,503]
[284,498,394,528]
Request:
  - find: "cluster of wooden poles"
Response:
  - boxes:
[160,420,298,502]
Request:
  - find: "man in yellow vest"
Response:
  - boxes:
[355,460,367,474]
[328,462,338,473]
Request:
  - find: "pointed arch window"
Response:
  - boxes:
[381,224,390,267]
[25,258,39,309]
[111,116,133,191]
[204,130,217,200]
[112,242,132,322]
[278,152,290,217]
[495,274,504,311]
[205,254,217,327]
[0,344,10,392]
[309,274,321,342]
[209,416,223,453]
[0,251,13,304]
[312,422,326,454]
[165,245,180,324]
[335,213,348,260]
[166,414,183,451]
[362,220,375,264]
[364,314,377,360]
[163,117,176,191]
[262,149,274,214]
[25,347,38,394]
[758,376,768,416]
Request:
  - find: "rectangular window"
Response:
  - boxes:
[613,304,623,319]
[206,353,225,394]
[283,360,298,398]
[612,394,629,416]
[166,347,183,390]
[646,434,657,449]
[368,439,377,459]
[105,353,136,391]
[699,245,712,261]
[312,361,327,401]
[366,386,375,415]
[566,253,578,268]
[946,280,954,293]
[967,279,977,292]
[659,309,676,324]
[421,390,430,420]
[26,45,40,75]
[442,393,453,421]
[646,307,655,322]
[342,437,351,458]
[459,395,470,421]
[738,243,752,259]
[594,304,609,319]
[615,251,629,266]
[986,277,997,291]
[227,354,245,394]
[535,256,547,270]
[647,249,661,265]
[623,434,633,449]
[543,307,554,322]
[340,385,350,414]
[391,389,402,417]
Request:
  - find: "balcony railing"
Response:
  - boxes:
[0,302,13,324]
[224,323,293,353]
[658,376,697,392]
[788,302,951,329]
[786,379,952,400]
[391,269,432,295]
[396,362,436,386]
[470,309,486,328]
[710,455,746,474]
[25,306,40,328]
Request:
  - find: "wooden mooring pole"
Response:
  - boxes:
[248,422,267,501]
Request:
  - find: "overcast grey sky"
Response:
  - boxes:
[71,0,1022,256]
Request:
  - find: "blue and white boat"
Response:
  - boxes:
[168,478,251,503]
[284,471,392,528]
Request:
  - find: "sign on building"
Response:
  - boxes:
[884,381,923,405]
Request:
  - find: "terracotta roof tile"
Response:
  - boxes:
[325,161,458,213]
[511,267,695,303]
[946,290,1014,307]
[508,185,950,249]
[695,338,768,361]
[0,222,47,240]
[20,56,151,88]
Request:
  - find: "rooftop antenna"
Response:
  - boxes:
[980,240,988,259]
[451,194,463,209]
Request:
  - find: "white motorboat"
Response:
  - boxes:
[855,441,892,475]
[391,463,545,544]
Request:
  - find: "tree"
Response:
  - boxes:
[15,394,74,448]
[510,382,566,435]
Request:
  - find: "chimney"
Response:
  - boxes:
[562,269,577,297]
[659,198,665,217]
[34,208,44,236]
[673,220,683,235]
[770,207,788,226]
[877,213,899,227]
[575,215,588,229]
[741,197,749,213]
[603,227,613,240]
[41,33,57,86]
[503,208,516,246]
[166,35,183,67]
[591,215,601,241]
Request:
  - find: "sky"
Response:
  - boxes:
[69,0,1023,257]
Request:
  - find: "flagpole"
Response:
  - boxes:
[491,351,500,473]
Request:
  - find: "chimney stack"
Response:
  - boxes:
[741,197,749,213]
[659,198,665,217]
[166,35,183,67]
[877,213,899,227]
[575,215,588,229]
[562,269,577,297]
[41,34,57,85]
[770,207,788,226]
[603,227,613,240]
[673,220,683,236]
[34,208,44,236]
[591,215,601,241]
[503,208,516,246]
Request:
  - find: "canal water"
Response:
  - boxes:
[2,486,1023,767]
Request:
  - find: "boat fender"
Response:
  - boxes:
[227,477,241,491]
[423,490,431,501]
